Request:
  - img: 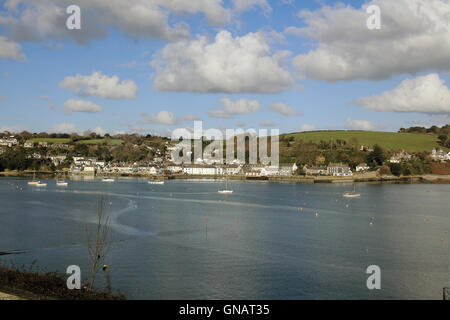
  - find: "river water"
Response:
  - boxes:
[0,177,449,299]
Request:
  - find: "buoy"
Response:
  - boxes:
[315,212,319,217]
[370,222,373,226]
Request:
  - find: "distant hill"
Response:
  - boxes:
[27,137,124,146]
[284,131,442,152]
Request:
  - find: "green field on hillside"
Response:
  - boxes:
[285,131,441,152]
[28,138,71,143]
[75,139,124,146]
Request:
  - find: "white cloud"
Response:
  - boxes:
[208,110,233,119]
[60,71,138,99]
[299,124,316,132]
[0,125,28,133]
[1,0,277,44]
[355,73,450,114]
[221,97,262,114]
[292,0,450,81]
[208,97,262,118]
[139,110,179,125]
[232,0,271,15]
[92,126,108,136]
[152,30,293,93]
[268,102,301,116]
[0,36,25,60]
[345,118,376,131]
[259,120,275,127]
[63,99,103,113]
[39,95,52,101]
[183,114,201,121]
[0,0,234,43]
[50,123,78,133]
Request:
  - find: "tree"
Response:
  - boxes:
[367,145,386,166]
[389,163,402,176]
[86,197,111,290]
[438,135,448,145]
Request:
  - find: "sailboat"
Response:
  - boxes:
[56,179,68,187]
[343,183,360,198]
[218,175,233,194]
[28,172,39,186]
[148,179,164,185]
[36,181,47,187]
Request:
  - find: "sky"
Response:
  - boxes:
[1,0,450,136]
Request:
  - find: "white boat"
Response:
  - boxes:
[148,180,164,185]
[218,176,233,194]
[343,184,360,198]
[102,178,115,182]
[36,182,47,187]
[218,190,233,194]
[28,173,39,185]
[56,180,68,187]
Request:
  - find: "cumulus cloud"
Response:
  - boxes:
[232,0,271,15]
[259,120,275,127]
[208,97,262,118]
[0,36,25,60]
[139,110,179,125]
[268,102,301,116]
[183,114,201,121]
[0,0,237,43]
[92,126,108,135]
[50,122,78,133]
[354,73,450,114]
[299,124,317,132]
[63,99,103,113]
[292,0,450,81]
[60,71,138,99]
[0,125,28,133]
[152,30,293,93]
[0,0,273,44]
[345,118,376,131]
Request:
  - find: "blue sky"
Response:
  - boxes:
[1,0,450,135]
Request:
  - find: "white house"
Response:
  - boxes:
[183,165,223,175]
[327,163,353,176]
[431,149,450,161]
[167,165,183,173]
[49,155,67,166]
[303,165,327,176]
[0,137,18,147]
[356,163,370,172]
[222,164,242,175]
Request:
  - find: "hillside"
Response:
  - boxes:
[284,131,441,152]
[27,138,124,146]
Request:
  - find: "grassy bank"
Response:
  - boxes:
[0,263,125,300]
[285,130,442,152]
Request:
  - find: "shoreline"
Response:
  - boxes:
[1,170,450,184]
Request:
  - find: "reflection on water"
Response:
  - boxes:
[0,177,449,299]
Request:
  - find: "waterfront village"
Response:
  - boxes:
[1,128,450,179]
